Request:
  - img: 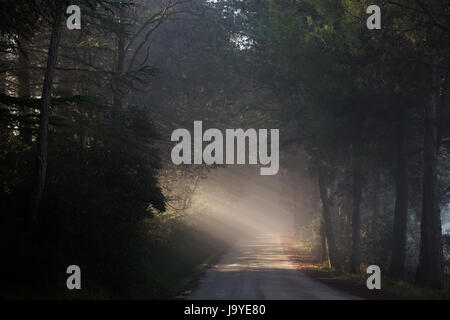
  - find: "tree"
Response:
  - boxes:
[390,104,409,279]
[227,0,450,282]
[416,52,444,288]
[318,164,341,269]
[29,4,63,223]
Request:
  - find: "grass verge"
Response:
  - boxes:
[282,237,450,300]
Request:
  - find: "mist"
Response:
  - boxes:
[1,0,450,302]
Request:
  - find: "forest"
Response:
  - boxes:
[0,0,450,300]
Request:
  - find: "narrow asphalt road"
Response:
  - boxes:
[190,232,360,300]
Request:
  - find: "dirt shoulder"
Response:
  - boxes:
[175,245,229,299]
[281,237,400,300]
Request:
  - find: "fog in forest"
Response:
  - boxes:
[190,166,296,234]
[1,0,450,301]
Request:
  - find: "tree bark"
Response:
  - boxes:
[113,8,126,112]
[415,58,444,288]
[390,106,409,279]
[320,219,328,264]
[350,148,362,274]
[318,166,340,269]
[370,167,381,235]
[28,19,62,223]
[17,36,32,144]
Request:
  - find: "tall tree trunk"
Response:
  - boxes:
[318,166,340,269]
[17,36,32,144]
[370,167,381,235]
[390,106,409,279]
[415,57,444,288]
[293,193,299,237]
[113,36,125,110]
[320,219,328,264]
[0,34,6,95]
[113,9,126,111]
[350,148,362,274]
[28,19,62,223]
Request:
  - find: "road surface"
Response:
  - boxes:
[190,232,359,300]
